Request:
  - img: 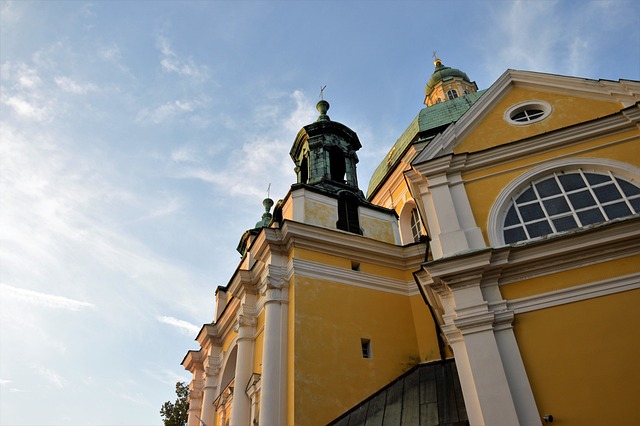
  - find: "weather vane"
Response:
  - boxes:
[432,50,438,60]
[320,85,327,100]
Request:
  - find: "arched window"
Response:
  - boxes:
[501,170,640,244]
[447,89,458,100]
[300,156,309,184]
[337,191,361,235]
[329,146,346,183]
[410,208,423,242]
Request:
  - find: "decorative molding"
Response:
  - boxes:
[487,158,640,246]
[291,258,420,296]
[413,71,640,166]
[277,220,426,270]
[508,273,640,314]
[424,217,640,288]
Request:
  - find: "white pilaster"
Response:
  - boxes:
[201,354,222,426]
[258,265,288,426]
[188,367,204,426]
[424,252,535,426]
[229,312,256,426]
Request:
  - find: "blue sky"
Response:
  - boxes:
[0,1,638,424]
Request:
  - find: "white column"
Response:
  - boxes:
[258,267,288,426]
[188,367,204,426]
[201,354,222,426]
[229,313,255,426]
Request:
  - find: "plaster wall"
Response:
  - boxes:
[304,198,337,229]
[291,275,433,425]
[462,134,639,246]
[500,255,640,300]
[454,87,623,154]
[513,289,640,424]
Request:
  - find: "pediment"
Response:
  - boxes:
[412,70,640,165]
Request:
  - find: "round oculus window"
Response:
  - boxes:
[504,100,552,125]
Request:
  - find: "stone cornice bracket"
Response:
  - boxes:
[182,349,204,372]
[259,264,289,303]
[189,378,204,400]
[196,323,222,348]
[235,316,257,341]
[204,355,223,376]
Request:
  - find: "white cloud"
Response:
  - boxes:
[1,93,51,121]
[135,97,209,125]
[0,283,96,311]
[171,146,199,163]
[54,76,97,94]
[0,379,12,385]
[172,90,309,202]
[156,35,208,81]
[144,368,190,385]
[33,366,66,388]
[157,315,200,335]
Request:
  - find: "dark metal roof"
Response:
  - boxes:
[366,91,486,198]
[328,359,468,426]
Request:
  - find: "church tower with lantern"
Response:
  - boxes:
[182,55,640,426]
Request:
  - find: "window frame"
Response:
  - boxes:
[488,159,640,246]
[504,100,552,126]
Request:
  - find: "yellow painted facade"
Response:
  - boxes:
[183,63,640,426]
[292,275,434,424]
[514,291,640,424]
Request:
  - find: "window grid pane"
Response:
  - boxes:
[502,171,640,244]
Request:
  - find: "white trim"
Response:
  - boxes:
[508,273,640,314]
[488,158,640,246]
[503,100,552,125]
[291,258,420,296]
[413,71,640,165]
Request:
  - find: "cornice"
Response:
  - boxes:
[413,69,640,165]
[423,217,640,287]
[507,273,640,314]
[277,220,426,270]
[291,258,420,296]
[196,323,221,348]
[463,105,639,176]
[181,348,204,370]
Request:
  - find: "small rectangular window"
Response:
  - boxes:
[361,338,371,359]
[351,261,360,271]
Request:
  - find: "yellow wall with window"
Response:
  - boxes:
[454,87,623,154]
[291,274,440,425]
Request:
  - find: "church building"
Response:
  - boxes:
[182,57,640,426]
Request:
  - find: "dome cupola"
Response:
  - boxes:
[423,57,478,106]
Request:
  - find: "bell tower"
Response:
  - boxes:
[289,99,363,196]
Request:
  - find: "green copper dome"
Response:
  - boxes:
[425,59,471,96]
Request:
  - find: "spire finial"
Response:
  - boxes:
[316,87,330,121]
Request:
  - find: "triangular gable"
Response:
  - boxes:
[413,70,640,164]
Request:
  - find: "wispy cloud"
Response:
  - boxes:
[1,283,96,311]
[33,366,66,388]
[54,76,97,94]
[485,0,636,79]
[1,93,51,121]
[172,89,312,202]
[157,316,200,335]
[156,35,208,81]
[135,97,209,125]
[144,367,190,385]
